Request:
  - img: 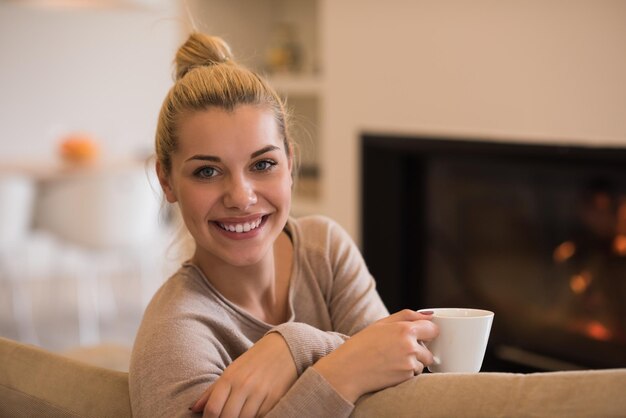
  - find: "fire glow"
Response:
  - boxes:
[584,321,613,342]
[553,241,576,263]
[569,271,592,294]
[612,234,626,256]
[569,320,614,343]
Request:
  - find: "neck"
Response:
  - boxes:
[192,232,292,325]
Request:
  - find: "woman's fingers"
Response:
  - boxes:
[201,383,230,418]
[415,340,435,367]
[410,318,439,342]
[190,333,296,416]
[412,360,425,376]
[410,320,438,370]
[379,309,433,324]
[193,377,276,418]
[217,385,249,418]
[190,385,213,413]
[239,393,267,418]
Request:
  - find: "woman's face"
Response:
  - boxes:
[159,105,292,268]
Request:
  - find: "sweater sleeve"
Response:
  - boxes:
[131,318,353,418]
[130,268,352,418]
[265,367,354,418]
[129,315,228,418]
[129,218,389,418]
[266,217,390,376]
[324,217,389,334]
[268,322,347,375]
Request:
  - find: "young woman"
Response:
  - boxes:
[129,32,438,418]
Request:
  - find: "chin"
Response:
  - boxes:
[213,241,274,267]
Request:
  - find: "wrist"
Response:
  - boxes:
[312,354,360,403]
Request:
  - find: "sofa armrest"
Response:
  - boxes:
[0,337,131,418]
[3,336,626,418]
[352,369,626,417]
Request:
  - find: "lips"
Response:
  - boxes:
[215,215,265,233]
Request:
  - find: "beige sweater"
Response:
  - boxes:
[129,215,389,418]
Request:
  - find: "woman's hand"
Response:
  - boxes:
[190,332,297,418]
[312,309,438,403]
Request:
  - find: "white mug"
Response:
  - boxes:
[418,308,494,373]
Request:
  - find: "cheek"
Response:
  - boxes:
[178,184,218,214]
[276,171,293,193]
[277,177,293,206]
[261,176,292,207]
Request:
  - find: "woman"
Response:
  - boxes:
[129,32,438,418]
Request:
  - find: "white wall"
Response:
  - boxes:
[2,1,625,242]
[321,0,626,240]
[0,2,182,162]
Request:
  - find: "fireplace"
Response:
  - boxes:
[361,134,626,372]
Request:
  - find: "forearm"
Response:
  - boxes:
[268,322,347,375]
[264,367,354,418]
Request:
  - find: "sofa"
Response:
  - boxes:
[1,336,626,418]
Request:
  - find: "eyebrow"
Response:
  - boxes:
[185,145,281,163]
[251,145,281,159]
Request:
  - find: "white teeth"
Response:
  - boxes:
[219,217,263,233]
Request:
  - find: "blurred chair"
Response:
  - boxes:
[0,174,39,344]
[33,163,165,345]
[0,174,36,248]
[35,163,162,249]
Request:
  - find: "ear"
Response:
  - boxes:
[156,160,178,203]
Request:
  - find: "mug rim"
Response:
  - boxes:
[418,308,494,318]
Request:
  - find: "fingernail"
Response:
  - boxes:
[419,310,434,315]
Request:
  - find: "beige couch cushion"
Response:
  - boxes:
[2,336,626,418]
[353,369,626,417]
[0,337,131,418]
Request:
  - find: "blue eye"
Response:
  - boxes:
[194,166,217,178]
[253,160,277,171]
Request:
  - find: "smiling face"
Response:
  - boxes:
[158,105,293,268]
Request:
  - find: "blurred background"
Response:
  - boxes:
[1,0,625,370]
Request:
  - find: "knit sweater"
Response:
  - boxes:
[129,215,389,418]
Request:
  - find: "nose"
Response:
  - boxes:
[223,175,257,210]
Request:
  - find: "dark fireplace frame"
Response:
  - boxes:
[360,133,626,372]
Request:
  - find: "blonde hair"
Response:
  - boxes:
[155,32,292,176]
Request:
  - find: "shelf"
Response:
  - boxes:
[0,158,147,181]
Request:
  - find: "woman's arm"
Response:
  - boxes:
[173,216,433,417]
[129,316,227,418]
[189,332,355,418]
[259,217,390,377]
[323,217,390,335]
[132,311,352,418]
[189,332,297,417]
[202,219,430,415]
[313,310,438,403]
[266,322,347,375]
[206,311,438,417]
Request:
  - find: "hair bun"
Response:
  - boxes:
[175,33,234,80]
